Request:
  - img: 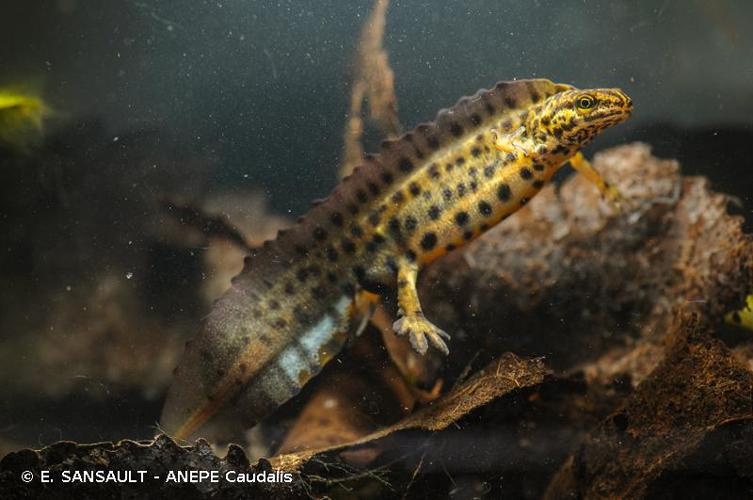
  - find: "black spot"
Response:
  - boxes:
[367,182,380,196]
[366,233,386,251]
[470,113,482,125]
[311,286,325,297]
[294,307,311,325]
[385,257,398,272]
[469,167,477,177]
[442,187,453,201]
[520,167,533,180]
[296,268,309,282]
[368,212,381,226]
[504,97,517,108]
[484,100,495,115]
[391,191,405,204]
[533,162,545,172]
[284,282,295,295]
[533,180,545,189]
[480,223,489,231]
[388,217,401,235]
[454,211,469,226]
[457,183,466,197]
[446,243,456,251]
[352,266,366,280]
[427,136,440,150]
[350,224,363,238]
[456,157,466,166]
[505,152,516,162]
[471,147,481,158]
[501,118,513,131]
[327,271,338,283]
[520,197,530,206]
[553,128,563,139]
[478,201,493,216]
[274,319,287,329]
[380,171,394,185]
[497,183,512,201]
[356,189,369,203]
[531,91,541,103]
[325,246,339,262]
[269,300,280,310]
[409,182,421,196]
[329,212,344,227]
[429,163,440,179]
[342,239,356,254]
[398,157,414,172]
[308,265,321,277]
[445,163,454,173]
[428,205,441,220]
[420,232,438,250]
[313,227,328,241]
[449,122,464,137]
[463,230,473,240]
[470,181,478,192]
[404,216,418,233]
[483,164,495,178]
[405,249,417,261]
[347,203,359,215]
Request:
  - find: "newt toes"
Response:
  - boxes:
[161,79,633,440]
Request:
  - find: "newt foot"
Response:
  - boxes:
[392,314,450,355]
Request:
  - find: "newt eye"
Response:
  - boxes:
[576,95,595,110]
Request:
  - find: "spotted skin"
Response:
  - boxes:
[354,87,633,353]
[161,80,633,440]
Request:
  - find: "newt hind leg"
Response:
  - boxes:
[391,258,450,355]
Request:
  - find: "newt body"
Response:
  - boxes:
[162,79,633,439]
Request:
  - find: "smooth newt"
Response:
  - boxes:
[161,79,633,440]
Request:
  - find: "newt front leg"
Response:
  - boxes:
[392,258,450,355]
[569,152,623,206]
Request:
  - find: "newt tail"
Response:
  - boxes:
[161,79,633,440]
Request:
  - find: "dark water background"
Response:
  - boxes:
[2,0,752,213]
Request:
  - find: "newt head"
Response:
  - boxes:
[532,87,633,148]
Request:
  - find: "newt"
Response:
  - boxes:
[161,79,633,440]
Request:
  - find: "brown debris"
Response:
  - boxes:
[340,0,402,177]
[271,353,548,471]
[545,313,753,499]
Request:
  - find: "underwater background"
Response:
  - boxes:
[1,0,752,465]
